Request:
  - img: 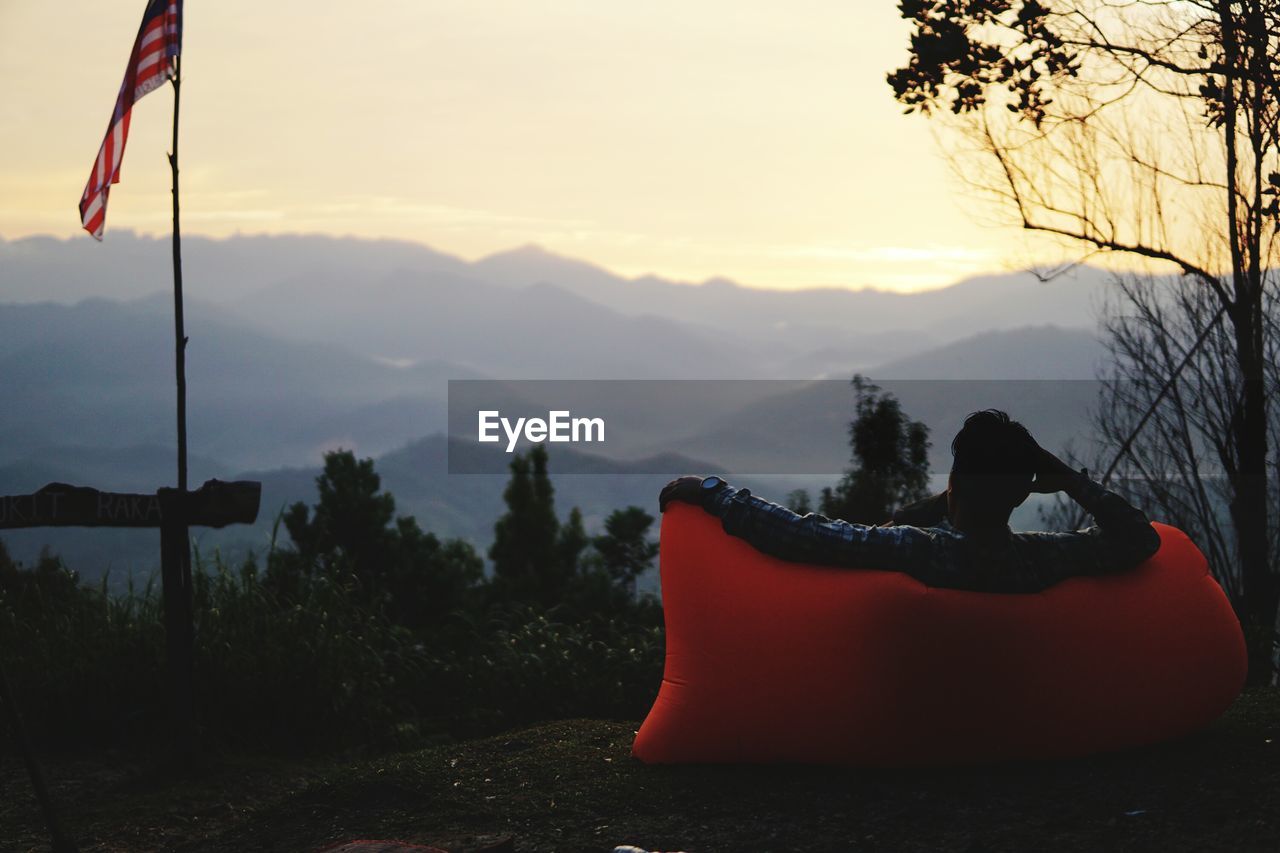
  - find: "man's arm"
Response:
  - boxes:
[1059,474,1163,572]
[889,490,949,527]
[661,476,935,573]
[1027,448,1162,577]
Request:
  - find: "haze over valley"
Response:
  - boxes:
[0,231,1115,577]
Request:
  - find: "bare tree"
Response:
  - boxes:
[1043,273,1280,644]
[890,0,1280,680]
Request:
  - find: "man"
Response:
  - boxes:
[659,410,1162,593]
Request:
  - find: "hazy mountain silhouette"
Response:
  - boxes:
[2,232,1115,377]
[0,443,229,494]
[0,231,1121,578]
[0,231,470,305]
[635,326,1104,474]
[0,297,479,469]
[867,326,1105,380]
[466,243,1113,347]
[650,375,1099,477]
[240,268,755,378]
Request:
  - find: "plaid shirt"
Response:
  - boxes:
[703,478,1162,593]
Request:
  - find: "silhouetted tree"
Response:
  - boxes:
[558,507,590,578]
[387,516,484,628]
[0,541,78,608]
[275,449,482,626]
[820,376,931,524]
[889,0,1279,678]
[589,507,659,599]
[1041,272,1280,667]
[786,489,813,515]
[282,451,394,578]
[489,445,568,605]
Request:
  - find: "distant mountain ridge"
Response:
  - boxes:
[0,298,479,470]
[2,231,1112,372]
[868,326,1105,380]
[0,231,1119,580]
[467,243,1112,345]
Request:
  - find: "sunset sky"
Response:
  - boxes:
[0,1,1075,292]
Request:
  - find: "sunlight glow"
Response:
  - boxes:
[1,1,1091,291]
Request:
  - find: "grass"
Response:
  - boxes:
[2,689,1277,853]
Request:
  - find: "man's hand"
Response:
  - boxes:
[1030,445,1085,495]
[660,475,709,512]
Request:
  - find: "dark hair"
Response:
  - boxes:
[950,410,1037,510]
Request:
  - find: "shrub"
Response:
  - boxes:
[0,546,665,754]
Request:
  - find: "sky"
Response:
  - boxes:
[0,1,1073,292]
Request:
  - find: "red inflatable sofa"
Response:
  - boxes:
[633,504,1247,766]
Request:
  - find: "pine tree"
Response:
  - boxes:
[558,507,589,578]
[489,445,565,605]
[282,451,395,580]
[275,449,481,625]
[820,376,930,524]
[590,507,659,600]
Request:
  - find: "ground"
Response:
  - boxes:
[2,690,1278,853]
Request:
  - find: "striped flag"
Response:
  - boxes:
[79,0,184,240]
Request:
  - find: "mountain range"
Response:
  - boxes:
[0,231,1116,578]
[1,231,1113,372]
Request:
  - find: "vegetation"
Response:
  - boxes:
[790,375,932,524]
[0,448,663,754]
[3,399,1274,853]
[1051,273,1280,671]
[889,0,1280,680]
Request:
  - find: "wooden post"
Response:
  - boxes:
[167,53,195,763]
[170,55,188,495]
[159,494,195,763]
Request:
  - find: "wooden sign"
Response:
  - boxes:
[0,479,260,530]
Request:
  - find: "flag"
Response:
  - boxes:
[79,0,183,240]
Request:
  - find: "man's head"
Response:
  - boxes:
[947,410,1038,531]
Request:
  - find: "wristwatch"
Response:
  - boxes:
[699,475,727,502]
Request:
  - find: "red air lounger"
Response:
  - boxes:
[633,504,1247,766]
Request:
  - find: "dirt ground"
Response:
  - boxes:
[2,689,1278,853]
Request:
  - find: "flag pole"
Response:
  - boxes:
[169,54,187,493]
[162,51,196,762]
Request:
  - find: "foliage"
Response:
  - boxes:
[888,0,1077,125]
[489,446,659,614]
[1039,272,1280,672]
[0,543,166,749]
[273,450,483,629]
[786,489,813,515]
[819,375,931,524]
[0,549,663,753]
[488,445,569,605]
[889,0,1280,681]
[424,604,664,737]
[585,507,661,600]
[558,506,589,577]
[0,448,664,754]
